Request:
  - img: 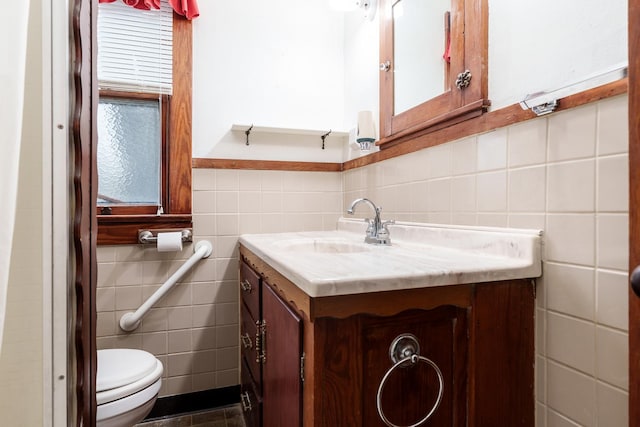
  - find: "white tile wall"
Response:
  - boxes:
[0,15,45,422]
[547,312,595,375]
[477,128,508,171]
[96,170,343,397]
[342,94,629,426]
[545,263,595,321]
[547,160,595,212]
[96,95,629,426]
[508,119,548,167]
[546,361,596,426]
[509,165,546,212]
[547,105,597,162]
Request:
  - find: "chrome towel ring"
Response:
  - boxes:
[376,334,444,427]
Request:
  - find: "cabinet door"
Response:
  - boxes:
[362,307,467,427]
[261,282,303,427]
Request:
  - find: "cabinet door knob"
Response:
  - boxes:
[455,69,472,89]
[241,279,252,292]
[631,265,640,297]
[380,60,391,72]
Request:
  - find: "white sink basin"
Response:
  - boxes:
[272,238,372,254]
[239,218,543,297]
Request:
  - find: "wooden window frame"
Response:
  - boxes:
[97,90,170,215]
[97,14,192,245]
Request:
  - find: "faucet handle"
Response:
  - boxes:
[376,220,394,245]
[364,218,375,233]
[382,219,395,229]
[362,218,379,243]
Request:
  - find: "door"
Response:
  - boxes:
[629,0,640,423]
[261,281,303,427]
[72,0,98,424]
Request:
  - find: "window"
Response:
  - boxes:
[96,0,192,244]
[98,93,166,208]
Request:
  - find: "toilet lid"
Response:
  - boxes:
[97,349,160,392]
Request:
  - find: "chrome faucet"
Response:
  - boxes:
[347,198,394,245]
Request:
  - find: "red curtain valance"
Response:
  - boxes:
[98,0,199,20]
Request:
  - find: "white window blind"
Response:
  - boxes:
[97,1,173,95]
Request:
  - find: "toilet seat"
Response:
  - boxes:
[97,349,163,405]
[96,349,164,425]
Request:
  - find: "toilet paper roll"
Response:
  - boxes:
[156,231,183,252]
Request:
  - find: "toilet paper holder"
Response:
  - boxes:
[138,229,193,245]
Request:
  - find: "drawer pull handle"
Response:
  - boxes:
[241,279,252,292]
[240,391,253,412]
[241,333,253,349]
[255,320,266,364]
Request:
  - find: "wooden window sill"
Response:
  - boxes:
[97,214,192,245]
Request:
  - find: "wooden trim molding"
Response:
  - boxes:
[72,0,97,424]
[97,13,193,245]
[168,15,193,214]
[344,78,628,171]
[192,158,343,172]
[97,215,192,245]
[376,99,488,149]
[193,79,627,174]
[628,0,640,421]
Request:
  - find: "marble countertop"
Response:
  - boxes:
[239,218,543,298]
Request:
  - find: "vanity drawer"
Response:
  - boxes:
[240,261,261,321]
[241,303,262,387]
[241,358,263,427]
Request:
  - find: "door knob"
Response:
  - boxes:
[631,266,640,297]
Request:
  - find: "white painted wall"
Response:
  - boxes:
[342,11,379,162]
[192,0,627,161]
[0,0,45,424]
[488,0,627,109]
[192,0,349,161]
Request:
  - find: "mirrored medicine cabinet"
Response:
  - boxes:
[378,0,489,148]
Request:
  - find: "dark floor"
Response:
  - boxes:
[135,404,245,427]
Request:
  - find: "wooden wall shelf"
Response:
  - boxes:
[231,124,349,149]
[231,124,349,138]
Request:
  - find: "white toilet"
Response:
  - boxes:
[96,349,163,427]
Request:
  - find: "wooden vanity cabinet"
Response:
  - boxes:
[239,260,303,427]
[317,306,468,426]
[239,246,535,427]
[239,261,262,427]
